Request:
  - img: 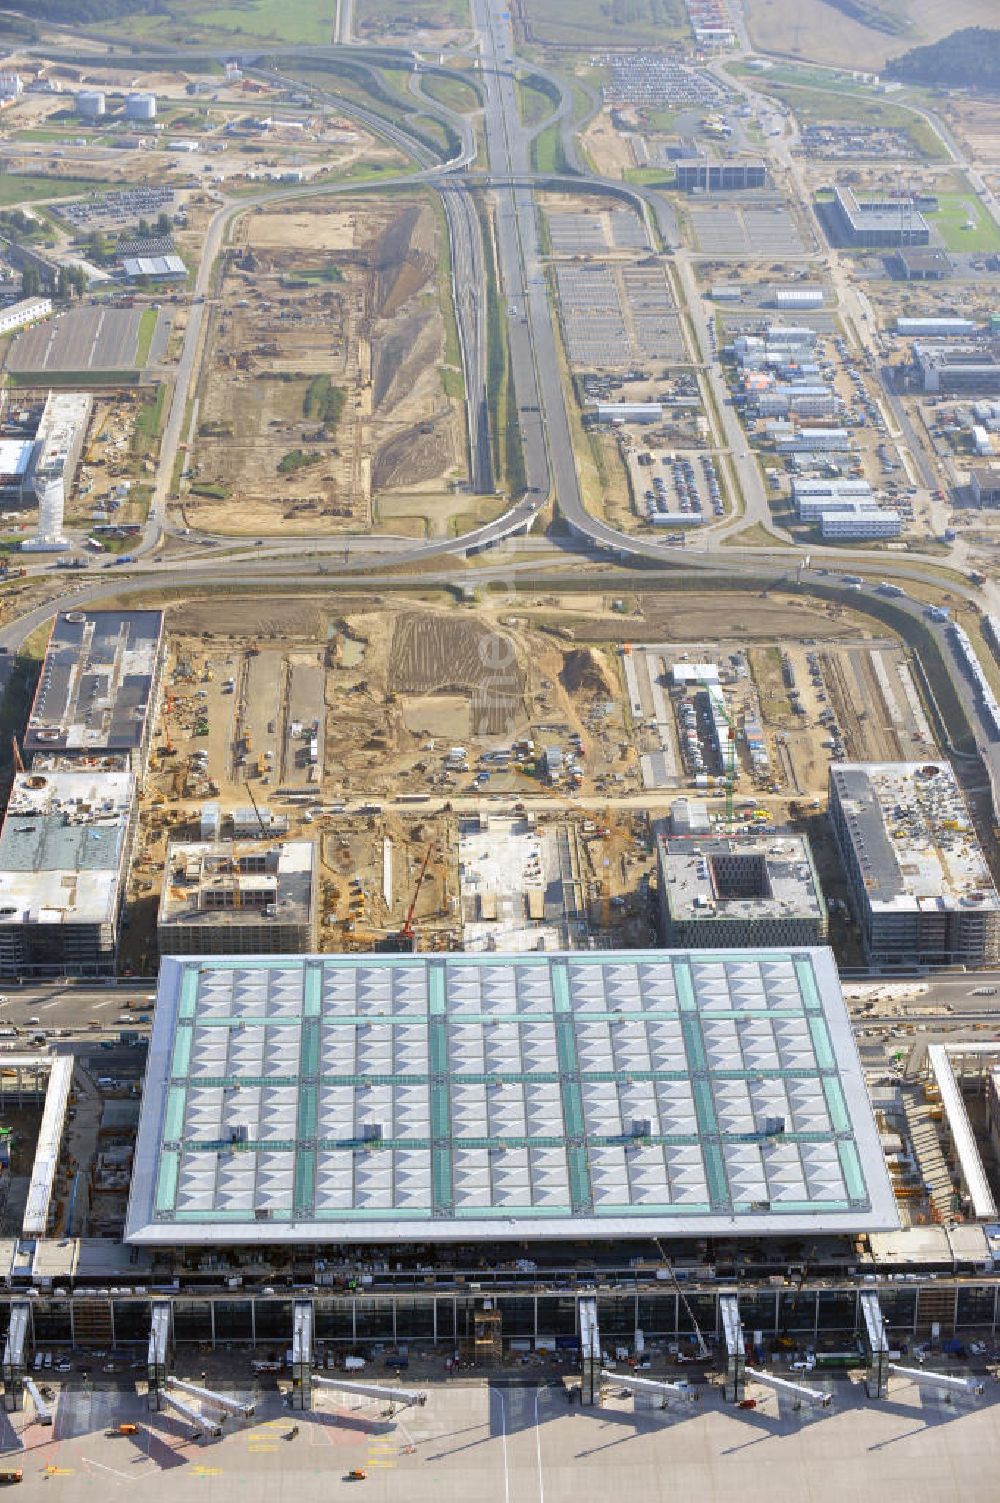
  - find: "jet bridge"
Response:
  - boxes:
[23,1377,52,1426]
[291,1301,313,1411]
[312,1375,427,1410]
[719,1292,746,1403]
[159,1387,222,1438]
[164,1376,255,1420]
[887,1364,985,1400]
[579,1296,599,1407]
[600,1370,697,1409]
[860,1289,890,1400]
[743,1367,832,1409]
[2,1302,30,1412]
[146,1303,171,1412]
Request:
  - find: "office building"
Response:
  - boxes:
[657,834,828,949]
[829,761,1000,969]
[157,839,317,955]
[0,438,36,507]
[819,504,902,539]
[912,343,1000,395]
[0,297,51,337]
[828,186,930,247]
[0,768,136,979]
[24,391,92,551]
[23,609,164,769]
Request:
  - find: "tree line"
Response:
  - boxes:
[886,28,1000,91]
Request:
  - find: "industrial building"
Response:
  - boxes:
[896,316,978,338]
[0,767,136,979]
[912,343,1000,395]
[971,466,1000,507]
[124,948,896,1248]
[819,503,902,539]
[892,247,951,280]
[121,254,186,282]
[828,186,930,247]
[23,391,92,551]
[675,158,766,191]
[124,91,156,121]
[657,834,828,949]
[0,296,51,337]
[75,89,105,119]
[829,761,1000,969]
[769,285,824,310]
[157,839,317,955]
[23,608,164,769]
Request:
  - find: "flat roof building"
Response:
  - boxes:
[0,297,51,337]
[893,247,951,280]
[0,768,136,978]
[24,391,92,551]
[819,503,901,539]
[675,158,766,191]
[121,254,186,281]
[0,436,35,507]
[828,186,930,247]
[971,466,1000,507]
[912,343,1000,395]
[658,834,828,949]
[158,839,317,955]
[124,948,897,1247]
[829,761,1000,969]
[23,609,164,769]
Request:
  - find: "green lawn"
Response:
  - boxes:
[517,75,557,128]
[520,0,687,47]
[0,175,104,205]
[135,308,158,368]
[927,190,1000,253]
[179,0,335,43]
[531,123,567,174]
[420,71,481,115]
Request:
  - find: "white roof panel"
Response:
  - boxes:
[124,950,899,1245]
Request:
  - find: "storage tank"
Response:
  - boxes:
[76,89,105,119]
[125,91,157,121]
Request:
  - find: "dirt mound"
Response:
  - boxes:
[372,414,457,490]
[371,203,436,318]
[560,646,615,697]
[371,309,437,411]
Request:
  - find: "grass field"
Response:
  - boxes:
[743,0,998,70]
[356,0,469,34]
[0,175,103,205]
[517,75,557,128]
[927,189,1000,253]
[531,123,568,174]
[420,72,481,114]
[135,309,158,368]
[521,0,687,47]
[178,0,334,43]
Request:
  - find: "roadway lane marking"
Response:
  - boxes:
[83,1457,131,1479]
[533,1389,545,1503]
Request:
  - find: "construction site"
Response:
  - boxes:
[183,193,469,539]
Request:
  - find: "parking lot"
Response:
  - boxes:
[629,449,725,525]
[57,186,176,229]
[555,263,686,369]
[6,1368,1000,1502]
[7,307,148,374]
[691,203,805,256]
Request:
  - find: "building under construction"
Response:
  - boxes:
[657,833,828,949]
[157,839,317,955]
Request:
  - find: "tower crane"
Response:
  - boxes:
[398,845,434,949]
